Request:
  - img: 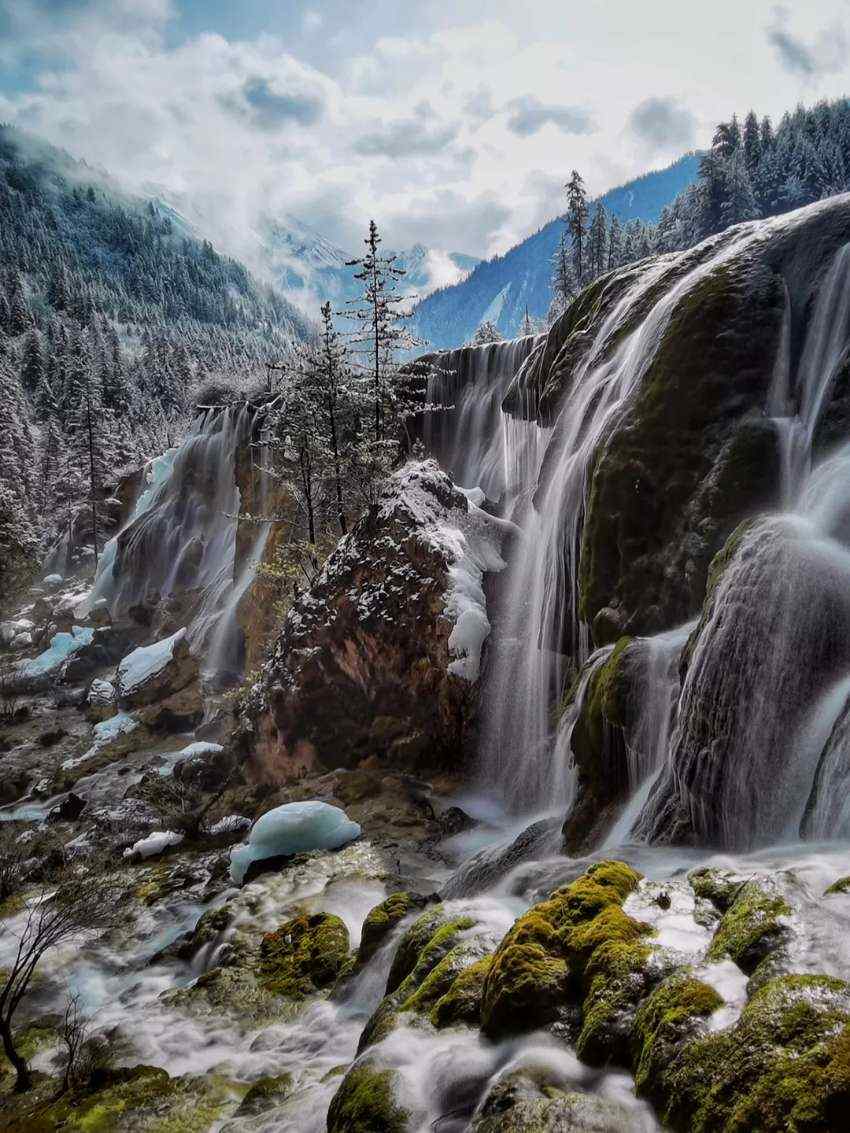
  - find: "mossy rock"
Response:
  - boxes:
[564,641,637,852]
[431,956,493,1029]
[3,1064,234,1133]
[707,880,791,976]
[232,1072,293,1117]
[825,876,850,896]
[688,866,746,911]
[635,973,850,1132]
[471,1070,636,1132]
[480,861,644,1041]
[632,972,723,1112]
[578,251,784,639]
[358,906,477,1051]
[1,1016,60,1090]
[357,891,430,966]
[326,1065,409,1133]
[259,911,350,999]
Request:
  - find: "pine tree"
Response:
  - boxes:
[607,215,623,269]
[743,110,762,173]
[20,330,43,393]
[565,171,589,286]
[722,150,760,225]
[552,229,576,309]
[7,272,31,336]
[470,320,504,345]
[65,353,103,560]
[588,204,609,279]
[344,220,420,445]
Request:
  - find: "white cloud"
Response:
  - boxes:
[3,0,850,281]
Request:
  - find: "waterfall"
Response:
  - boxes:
[477,233,759,815]
[634,243,850,848]
[86,405,262,684]
[423,336,544,501]
[603,621,695,847]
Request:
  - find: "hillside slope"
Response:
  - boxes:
[412,154,700,347]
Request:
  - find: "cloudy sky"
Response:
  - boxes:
[2,0,850,269]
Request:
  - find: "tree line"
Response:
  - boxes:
[551,99,850,317]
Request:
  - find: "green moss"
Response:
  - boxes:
[233,1073,293,1118]
[480,940,570,1039]
[430,956,493,1029]
[326,1065,409,1133]
[357,892,427,966]
[825,876,850,896]
[480,861,645,1042]
[0,892,25,920]
[573,932,654,1065]
[707,880,791,975]
[259,912,350,999]
[5,1068,237,1132]
[577,254,783,637]
[633,972,850,1132]
[688,867,744,911]
[385,905,454,994]
[358,909,478,1051]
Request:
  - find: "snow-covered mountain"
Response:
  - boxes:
[261,216,480,313]
[411,153,701,348]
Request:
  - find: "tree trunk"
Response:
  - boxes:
[1,1018,32,1092]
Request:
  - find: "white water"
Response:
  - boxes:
[85,405,265,686]
[634,241,850,848]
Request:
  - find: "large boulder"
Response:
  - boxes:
[115,628,202,726]
[243,461,503,782]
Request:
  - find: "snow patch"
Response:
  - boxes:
[380,462,505,682]
[230,801,361,885]
[18,626,93,677]
[118,629,186,693]
[62,711,140,771]
[123,830,184,860]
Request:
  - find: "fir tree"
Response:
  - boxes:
[565,170,589,286]
[470,320,504,345]
[20,330,43,393]
[344,220,420,445]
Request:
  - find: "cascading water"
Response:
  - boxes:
[635,241,850,848]
[86,404,263,685]
[476,234,759,815]
[423,335,544,503]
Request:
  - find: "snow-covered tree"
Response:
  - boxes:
[470,320,504,345]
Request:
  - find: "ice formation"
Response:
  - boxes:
[229,801,361,885]
[18,625,94,677]
[117,629,187,694]
[123,830,184,859]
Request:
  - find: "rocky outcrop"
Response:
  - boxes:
[505,196,850,643]
[242,461,503,783]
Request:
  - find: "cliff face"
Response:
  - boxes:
[243,461,504,783]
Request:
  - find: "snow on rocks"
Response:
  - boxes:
[123,830,184,860]
[209,814,251,837]
[115,628,201,723]
[229,801,361,885]
[117,629,187,696]
[16,626,94,678]
[157,740,224,778]
[379,462,505,682]
[62,711,141,772]
[247,460,505,780]
[87,678,116,721]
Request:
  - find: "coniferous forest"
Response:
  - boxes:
[0,125,309,592]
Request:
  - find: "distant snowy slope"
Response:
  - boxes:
[411,154,701,348]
